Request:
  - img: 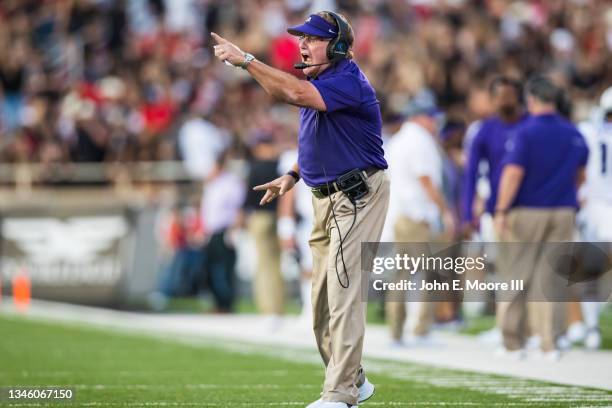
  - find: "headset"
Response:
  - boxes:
[325,11,351,65]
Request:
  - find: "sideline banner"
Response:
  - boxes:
[0,204,158,306]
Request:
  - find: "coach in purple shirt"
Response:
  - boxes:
[495,75,588,358]
[462,76,528,235]
[212,11,389,408]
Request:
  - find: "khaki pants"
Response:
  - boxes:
[310,170,389,405]
[248,211,283,315]
[386,217,434,339]
[498,208,575,352]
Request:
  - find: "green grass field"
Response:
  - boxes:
[1,314,611,407]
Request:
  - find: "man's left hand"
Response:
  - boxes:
[211,32,246,67]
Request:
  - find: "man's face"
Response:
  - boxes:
[492,84,520,117]
[298,34,331,77]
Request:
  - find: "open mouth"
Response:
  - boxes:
[301,53,310,63]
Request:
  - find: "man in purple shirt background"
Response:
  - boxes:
[495,75,588,360]
[212,11,389,408]
[462,76,528,238]
[461,77,528,346]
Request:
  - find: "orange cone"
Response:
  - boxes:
[12,270,31,312]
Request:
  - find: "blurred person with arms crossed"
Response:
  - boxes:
[494,76,588,360]
[212,10,389,408]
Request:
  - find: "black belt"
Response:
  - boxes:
[311,166,380,199]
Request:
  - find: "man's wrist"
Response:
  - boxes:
[286,170,300,183]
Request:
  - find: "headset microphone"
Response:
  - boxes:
[293,61,328,69]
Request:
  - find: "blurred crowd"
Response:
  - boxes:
[1,0,611,169]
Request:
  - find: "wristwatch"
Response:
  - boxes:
[240,53,255,69]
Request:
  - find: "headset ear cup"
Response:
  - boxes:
[327,40,347,62]
[324,11,350,63]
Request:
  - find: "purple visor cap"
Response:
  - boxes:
[287,14,337,38]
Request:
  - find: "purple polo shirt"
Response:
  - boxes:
[462,114,529,223]
[503,113,588,208]
[298,59,387,187]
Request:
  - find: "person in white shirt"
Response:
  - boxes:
[384,100,455,346]
[573,86,612,349]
